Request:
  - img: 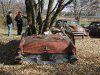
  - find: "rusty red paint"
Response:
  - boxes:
[19,34,75,55]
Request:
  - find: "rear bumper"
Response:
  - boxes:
[15,53,77,64]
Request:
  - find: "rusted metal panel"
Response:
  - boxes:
[23,41,69,54]
[19,34,75,54]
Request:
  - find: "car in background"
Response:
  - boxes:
[87,22,100,38]
[56,18,87,38]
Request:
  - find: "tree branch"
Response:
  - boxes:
[42,0,54,33]
[49,0,73,28]
[61,0,73,10]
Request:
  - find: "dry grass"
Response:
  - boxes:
[0,28,100,75]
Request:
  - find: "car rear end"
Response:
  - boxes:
[15,34,77,64]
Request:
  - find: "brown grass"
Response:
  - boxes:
[0,28,100,75]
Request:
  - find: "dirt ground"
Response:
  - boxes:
[0,28,100,75]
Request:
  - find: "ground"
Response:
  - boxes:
[0,28,100,75]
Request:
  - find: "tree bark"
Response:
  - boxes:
[25,0,36,34]
[37,0,44,34]
[42,0,54,33]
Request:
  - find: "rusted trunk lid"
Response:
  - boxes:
[19,34,75,54]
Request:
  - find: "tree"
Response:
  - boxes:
[25,0,73,34]
[73,0,99,20]
[14,1,26,14]
[0,0,26,26]
[0,0,16,25]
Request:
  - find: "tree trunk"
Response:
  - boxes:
[42,0,54,33]
[37,0,44,34]
[25,0,36,34]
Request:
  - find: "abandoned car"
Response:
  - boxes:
[87,22,100,38]
[15,23,77,64]
[56,18,87,38]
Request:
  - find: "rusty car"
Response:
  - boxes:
[56,18,87,39]
[15,24,77,64]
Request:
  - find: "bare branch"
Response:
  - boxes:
[49,0,73,28]
[78,0,98,13]
[61,0,73,10]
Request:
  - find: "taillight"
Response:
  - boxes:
[15,48,22,63]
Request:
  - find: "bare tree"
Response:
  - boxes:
[73,0,99,20]
[25,0,73,34]
[0,0,26,26]
[14,0,26,14]
[0,0,16,25]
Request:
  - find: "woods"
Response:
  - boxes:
[0,0,100,75]
[0,0,25,26]
[0,0,99,30]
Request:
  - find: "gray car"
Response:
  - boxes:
[56,18,87,39]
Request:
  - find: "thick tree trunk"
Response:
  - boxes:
[25,0,36,34]
[37,0,44,34]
